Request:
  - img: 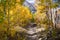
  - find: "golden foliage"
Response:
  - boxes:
[8,4,32,27]
[36,5,46,10]
[34,5,50,29]
[5,4,33,37]
[34,5,46,23]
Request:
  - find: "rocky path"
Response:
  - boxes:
[25,23,47,40]
[14,23,47,40]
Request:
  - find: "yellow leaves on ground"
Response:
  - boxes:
[10,27,16,37]
[10,25,27,37]
[0,24,7,32]
[14,26,27,32]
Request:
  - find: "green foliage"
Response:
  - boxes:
[0,5,4,23]
[51,29,57,39]
[1,0,6,5]
[0,13,4,23]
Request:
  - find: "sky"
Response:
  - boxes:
[26,0,35,4]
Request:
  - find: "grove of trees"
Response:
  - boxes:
[0,0,60,40]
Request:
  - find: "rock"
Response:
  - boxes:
[36,27,46,33]
[26,26,46,40]
[39,38,42,40]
